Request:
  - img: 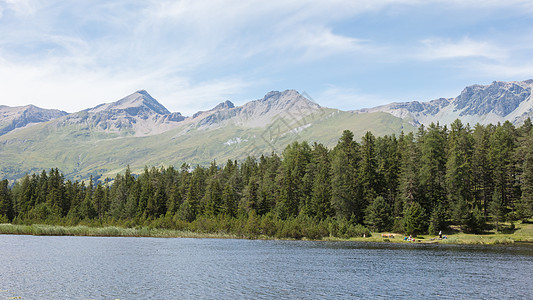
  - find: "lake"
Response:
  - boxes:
[1,235,533,299]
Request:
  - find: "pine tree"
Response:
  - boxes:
[516,119,533,220]
[146,182,166,218]
[490,188,506,232]
[80,178,97,220]
[364,196,391,232]
[472,124,493,217]
[138,168,151,218]
[428,204,447,235]
[446,120,473,221]
[93,182,106,219]
[202,176,222,216]
[359,131,378,209]
[397,132,420,217]
[403,201,427,235]
[11,175,33,216]
[489,122,519,217]
[376,134,400,212]
[309,143,332,220]
[221,182,237,217]
[0,180,14,222]
[183,166,206,219]
[241,175,259,215]
[418,123,447,213]
[278,141,312,218]
[331,130,361,221]
[124,181,140,219]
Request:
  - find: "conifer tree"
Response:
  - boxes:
[375,135,400,210]
[202,176,222,216]
[0,179,13,222]
[360,131,378,206]
[403,201,427,235]
[418,123,447,213]
[489,122,519,216]
[397,132,420,217]
[331,130,361,221]
[517,127,533,219]
[221,182,237,217]
[364,196,391,232]
[472,124,493,216]
[309,143,332,220]
[446,119,474,214]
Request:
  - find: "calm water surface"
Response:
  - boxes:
[1,235,533,299]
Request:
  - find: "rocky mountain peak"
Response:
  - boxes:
[213,100,235,110]
[357,79,533,126]
[89,90,171,116]
[455,80,532,117]
[259,90,320,109]
[0,104,67,136]
[61,90,185,137]
[192,100,235,119]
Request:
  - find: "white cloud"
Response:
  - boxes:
[1,0,532,115]
[2,0,38,16]
[0,52,253,115]
[161,78,253,115]
[438,0,533,12]
[273,26,369,61]
[418,37,507,61]
[474,62,533,79]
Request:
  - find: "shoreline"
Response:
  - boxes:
[2,223,532,245]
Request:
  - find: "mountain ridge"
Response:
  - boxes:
[0,104,67,136]
[1,79,533,181]
[358,79,533,126]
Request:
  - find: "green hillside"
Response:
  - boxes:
[0,108,414,181]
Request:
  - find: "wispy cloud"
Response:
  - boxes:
[0,0,531,113]
[1,0,38,16]
[474,62,533,79]
[418,37,507,61]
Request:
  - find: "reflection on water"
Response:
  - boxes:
[1,235,532,299]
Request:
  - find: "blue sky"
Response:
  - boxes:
[1,0,532,116]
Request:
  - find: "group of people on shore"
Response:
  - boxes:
[403,231,448,242]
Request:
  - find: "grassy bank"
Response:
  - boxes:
[334,222,533,245]
[0,224,241,239]
[2,222,533,245]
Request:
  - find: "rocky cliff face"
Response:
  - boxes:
[0,105,67,136]
[359,80,533,126]
[2,80,532,138]
[189,89,321,130]
[60,90,186,136]
[0,89,319,139]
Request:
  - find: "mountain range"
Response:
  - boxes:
[1,79,532,181]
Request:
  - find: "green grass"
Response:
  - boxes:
[0,224,240,239]
[361,222,533,245]
[0,106,415,182]
[2,222,533,245]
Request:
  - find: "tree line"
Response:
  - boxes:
[1,119,532,238]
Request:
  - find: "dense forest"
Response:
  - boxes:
[1,119,533,239]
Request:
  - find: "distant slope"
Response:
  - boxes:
[3,79,533,182]
[359,79,533,126]
[0,90,412,181]
[0,105,67,136]
[61,90,186,137]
